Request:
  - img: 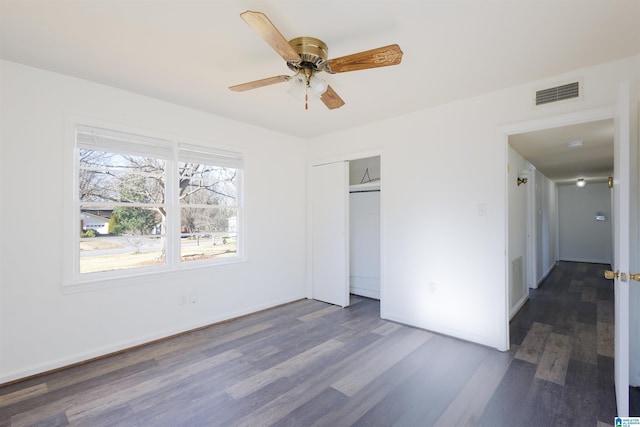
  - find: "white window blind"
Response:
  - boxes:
[178,143,243,169]
[76,126,174,159]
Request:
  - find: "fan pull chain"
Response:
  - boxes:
[305,86,309,110]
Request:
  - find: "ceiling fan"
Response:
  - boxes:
[229,10,403,110]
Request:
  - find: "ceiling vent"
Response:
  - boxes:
[535,81,581,106]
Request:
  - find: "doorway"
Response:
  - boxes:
[310,154,382,307]
[508,118,615,312]
[502,96,636,416]
[349,156,381,300]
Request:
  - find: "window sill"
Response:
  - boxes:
[62,257,246,294]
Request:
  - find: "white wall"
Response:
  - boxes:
[536,171,558,284]
[307,55,640,351]
[2,55,639,383]
[349,190,381,299]
[349,156,381,299]
[349,156,380,185]
[558,182,612,264]
[508,148,528,315]
[0,60,308,383]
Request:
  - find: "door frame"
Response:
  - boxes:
[525,161,538,290]
[500,106,616,352]
[307,149,385,310]
[612,80,636,416]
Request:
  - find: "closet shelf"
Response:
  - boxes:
[349,182,380,192]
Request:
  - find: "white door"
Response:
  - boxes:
[312,161,350,307]
[612,81,631,417]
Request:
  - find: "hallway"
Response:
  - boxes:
[480,261,616,426]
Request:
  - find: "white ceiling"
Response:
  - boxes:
[509,119,614,185]
[1,0,639,141]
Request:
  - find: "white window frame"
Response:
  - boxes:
[63,118,244,291]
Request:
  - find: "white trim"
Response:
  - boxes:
[500,129,510,352]
[536,262,556,288]
[510,294,529,320]
[307,149,385,314]
[309,148,385,167]
[558,257,613,264]
[526,162,537,289]
[383,311,495,349]
[500,106,617,353]
[0,294,304,384]
[63,115,245,290]
[501,106,615,135]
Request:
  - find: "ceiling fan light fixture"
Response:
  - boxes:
[309,74,328,96]
[286,73,306,99]
[231,10,403,110]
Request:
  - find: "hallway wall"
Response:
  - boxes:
[558,182,612,264]
[535,171,558,285]
[507,147,528,316]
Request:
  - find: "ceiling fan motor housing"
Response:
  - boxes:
[287,37,328,73]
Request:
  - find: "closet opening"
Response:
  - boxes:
[349,156,381,300]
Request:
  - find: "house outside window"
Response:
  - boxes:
[74,125,243,281]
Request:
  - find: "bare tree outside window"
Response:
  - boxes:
[178,163,238,261]
[76,130,242,275]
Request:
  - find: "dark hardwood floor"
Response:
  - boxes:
[0,261,618,426]
[486,261,616,427]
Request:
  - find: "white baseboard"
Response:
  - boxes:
[510,293,529,320]
[0,295,305,384]
[349,275,380,299]
[531,263,556,289]
[559,257,611,265]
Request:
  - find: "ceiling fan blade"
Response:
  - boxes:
[324,44,403,74]
[320,85,345,109]
[240,10,301,63]
[229,75,290,92]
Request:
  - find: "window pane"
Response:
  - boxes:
[79,149,165,203]
[80,235,166,274]
[74,126,243,282]
[80,206,166,273]
[178,164,237,206]
[180,207,237,262]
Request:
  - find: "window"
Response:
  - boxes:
[74,125,243,280]
[178,145,239,262]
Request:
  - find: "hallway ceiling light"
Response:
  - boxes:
[576,178,586,187]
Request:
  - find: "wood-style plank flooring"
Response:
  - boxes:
[0,261,617,426]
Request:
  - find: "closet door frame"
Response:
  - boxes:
[307,150,384,311]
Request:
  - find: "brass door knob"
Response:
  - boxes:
[604,270,619,280]
[630,273,640,281]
